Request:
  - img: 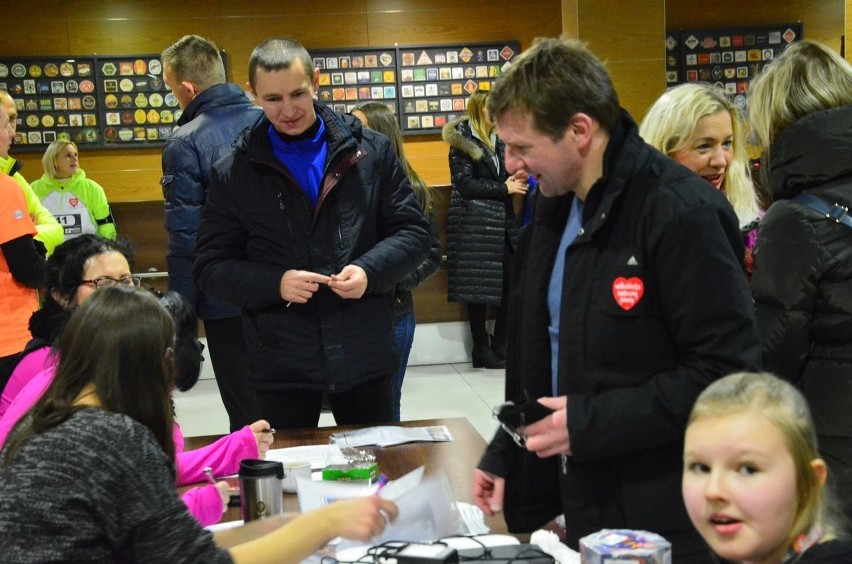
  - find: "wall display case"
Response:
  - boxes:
[666,23,803,110]
[95,55,178,148]
[0,56,100,149]
[0,54,173,151]
[311,40,520,136]
[314,47,399,116]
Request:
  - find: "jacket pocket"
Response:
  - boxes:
[159,174,174,198]
[588,250,671,371]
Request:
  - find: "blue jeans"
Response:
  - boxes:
[392,311,416,421]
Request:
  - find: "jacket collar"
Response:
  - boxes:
[573,109,643,240]
[0,153,22,177]
[177,83,252,126]
[768,105,852,200]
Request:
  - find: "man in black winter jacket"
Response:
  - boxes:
[161,35,263,431]
[194,38,431,429]
[471,38,761,563]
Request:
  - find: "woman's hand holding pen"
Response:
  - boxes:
[250,419,275,458]
[280,269,331,307]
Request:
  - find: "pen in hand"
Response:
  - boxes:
[203,466,216,486]
[261,428,276,434]
[375,472,389,493]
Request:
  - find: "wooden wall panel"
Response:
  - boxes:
[4,0,846,326]
[578,0,666,121]
[3,0,560,199]
[0,20,71,56]
[665,0,844,53]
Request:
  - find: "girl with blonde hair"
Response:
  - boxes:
[683,371,851,562]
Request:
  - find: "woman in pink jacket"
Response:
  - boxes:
[0,234,273,526]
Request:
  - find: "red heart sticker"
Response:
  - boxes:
[612,276,644,311]
[69,197,79,207]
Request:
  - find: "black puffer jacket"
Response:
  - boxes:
[443,117,515,305]
[754,105,852,438]
[193,104,431,393]
[478,112,760,558]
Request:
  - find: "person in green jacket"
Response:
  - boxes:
[0,90,63,255]
[31,139,116,240]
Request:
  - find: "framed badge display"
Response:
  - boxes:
[309,40,520,136]
[666,22,803,111]
[0,52,229,151]
[396,41,519,135]
[312,47,399,116]
[95,55,176,147]
[0,56,99,150]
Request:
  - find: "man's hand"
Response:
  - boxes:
[472,468,505,516]
[279,269,330,304]
[327,264,368,299]
[521,396,572,458]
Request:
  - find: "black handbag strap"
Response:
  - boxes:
[791,193,852,230]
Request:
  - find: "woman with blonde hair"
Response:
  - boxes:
[32,139,115,240]
[443,90,528,369]
[640,83,761,273]
[748,40,852,523]
[683,371,852,562]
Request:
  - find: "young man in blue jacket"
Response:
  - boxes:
[194,38,431,429]
[161,35,262,431]
[472,38,762,563]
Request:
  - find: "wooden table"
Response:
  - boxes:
[183,417,507,535]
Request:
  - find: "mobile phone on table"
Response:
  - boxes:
[224,476,240,507]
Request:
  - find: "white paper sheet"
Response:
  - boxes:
[329,425,453,447]
[264,443,347,470]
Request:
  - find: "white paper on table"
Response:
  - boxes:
[329,425,453,447]
[296,466,458,551]
[264,443,347,470]
[205,519,244,533]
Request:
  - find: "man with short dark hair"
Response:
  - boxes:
[472,38,761,562]
[194,38,431,429]
[160,35,262,431]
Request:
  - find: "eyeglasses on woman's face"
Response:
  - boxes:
[78,276,142,290]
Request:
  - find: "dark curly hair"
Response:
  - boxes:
[27,235,135,347]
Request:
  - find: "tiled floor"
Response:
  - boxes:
[173,362,505,441]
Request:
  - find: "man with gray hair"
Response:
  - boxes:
[194,38,431,429]
[160,35,262,431]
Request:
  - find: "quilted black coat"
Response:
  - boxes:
[442,117,516,305]
[753,105,852,517]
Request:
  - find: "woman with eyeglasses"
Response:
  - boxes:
[0,234,273,527]
[0,287,396,563]
[0,234,137,419]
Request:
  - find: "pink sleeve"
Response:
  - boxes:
[0,347,55,419]
[0,367,56,448]
[173,421,186,455]
[181,485,225,527]
[175,425,258,486]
